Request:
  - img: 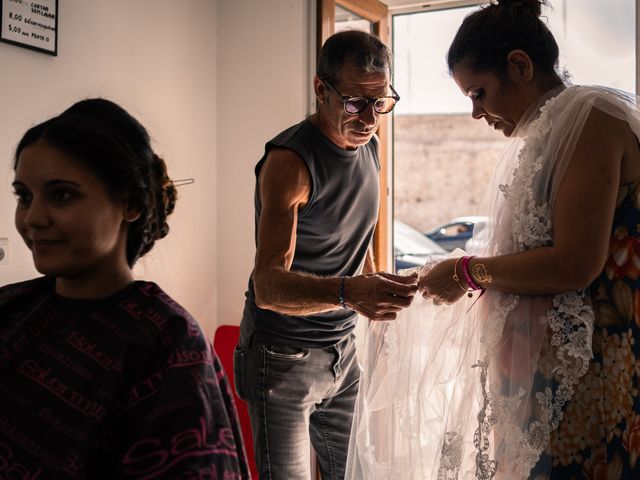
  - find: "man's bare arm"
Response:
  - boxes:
[252,148,417,320]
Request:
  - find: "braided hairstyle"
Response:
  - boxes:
[447,0,559,78]
[14,98,177,267]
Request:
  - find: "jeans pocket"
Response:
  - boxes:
[264,344,309,359]
[232,346,246,399]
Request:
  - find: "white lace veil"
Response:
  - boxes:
[346,84,640,479]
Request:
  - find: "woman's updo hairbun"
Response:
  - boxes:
[495,0,547,17]
[447,0,558,77]
[151,153,177,236]
[129,152,177,263]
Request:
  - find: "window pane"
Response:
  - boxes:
[393,7,477,115]
[393,6,507,256]
[549,0,635,91]
[393,1,636,115]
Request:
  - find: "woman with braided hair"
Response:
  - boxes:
[1,98,250,478]
[347,1,640,478]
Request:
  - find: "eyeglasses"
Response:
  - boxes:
[322,78,400,115]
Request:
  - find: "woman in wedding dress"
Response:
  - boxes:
[347,1,640,478]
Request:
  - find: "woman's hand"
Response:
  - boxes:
[418,258,468,305]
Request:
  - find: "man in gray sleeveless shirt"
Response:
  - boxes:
[234,31,418,479]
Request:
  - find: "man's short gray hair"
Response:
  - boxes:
[317,30,392,84]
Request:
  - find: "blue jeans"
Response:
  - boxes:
[233,334,359,480]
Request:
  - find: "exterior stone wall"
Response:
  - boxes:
[393,113,510,233]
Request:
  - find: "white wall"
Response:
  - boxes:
[216,0,312,326]
[0,0,220,335]
[0,0,312,337]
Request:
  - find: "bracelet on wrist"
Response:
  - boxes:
[453,257,474,298]
[338,276,347,309]
[461,256,484,291]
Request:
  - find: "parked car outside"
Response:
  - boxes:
[394,219,447,271]
[464,218,489,254]
[424,216,488,252]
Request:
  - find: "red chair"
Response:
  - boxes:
[214,324,258,479]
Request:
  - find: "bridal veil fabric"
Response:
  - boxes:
[346,85,640,479]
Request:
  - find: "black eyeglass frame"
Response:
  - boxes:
[321,78,400,115]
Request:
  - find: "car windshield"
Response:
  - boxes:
[394,220,446,256]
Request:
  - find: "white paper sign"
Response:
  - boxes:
[1,0,57,55]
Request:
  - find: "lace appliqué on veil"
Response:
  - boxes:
[438,432,463,480]
[438,88,594,479]
[504,91,594,456]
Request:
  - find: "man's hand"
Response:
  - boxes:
[344,272,418,321]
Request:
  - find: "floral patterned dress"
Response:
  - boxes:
[533,179,640,480]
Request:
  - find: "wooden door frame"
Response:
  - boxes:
[317,0,391,271]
